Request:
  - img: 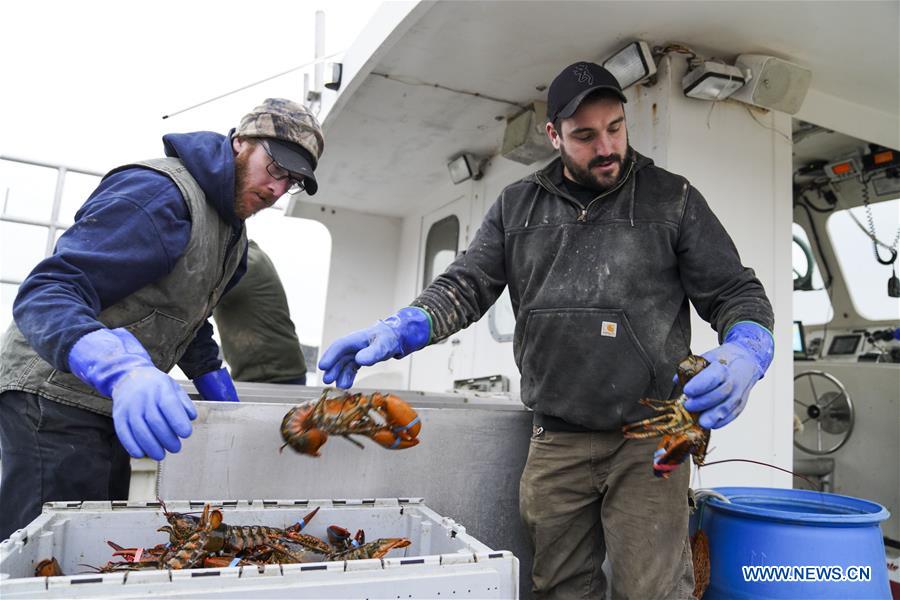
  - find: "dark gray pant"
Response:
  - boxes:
[0,390,131,541]
[520,428,695,600]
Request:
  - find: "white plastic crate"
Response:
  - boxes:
[0,498,518,598]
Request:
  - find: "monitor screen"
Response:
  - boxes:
[828,334,861,356]
[793,321,806,357]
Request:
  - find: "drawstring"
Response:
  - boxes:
[628,172,637,227]
[524,187,540,228]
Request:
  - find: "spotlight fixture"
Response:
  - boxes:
[602,41,657,89]
[447,154,481,184]
[324,63,343,91]
[682,61,746,100]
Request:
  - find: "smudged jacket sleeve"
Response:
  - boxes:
[676,186,774,340]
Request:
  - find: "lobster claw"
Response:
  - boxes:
[652,440,689,479]
[651,426,709,478]
[371,393,421,440]
[286,506,320,533]
[370,429,420,450]
[327,524,365,551]
[327,525,350,547]
[366,538,412,559]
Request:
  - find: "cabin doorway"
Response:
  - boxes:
[409,194,474,392]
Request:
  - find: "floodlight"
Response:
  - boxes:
[448,154,480,184]
[602,41,657,89]
[682,61,746,100]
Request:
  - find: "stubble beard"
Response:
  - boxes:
[559,143,625,193]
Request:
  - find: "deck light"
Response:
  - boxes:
[447,154,480,184]
[682,61,746,101]
[603,41,657,89]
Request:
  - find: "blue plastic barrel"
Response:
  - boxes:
[693,487,891,599]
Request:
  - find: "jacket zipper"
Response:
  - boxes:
[576,160,635,222]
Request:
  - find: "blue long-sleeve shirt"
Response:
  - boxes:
[13,130,247,379]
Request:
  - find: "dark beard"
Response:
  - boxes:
[559,144,625,192]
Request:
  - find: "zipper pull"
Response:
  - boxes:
[577,208,588,222]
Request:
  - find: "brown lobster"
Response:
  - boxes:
[328,538,412,561]
[164,504,227,569]
[158,500,327,563]
[622,355,711,478]
[280,389,421,456]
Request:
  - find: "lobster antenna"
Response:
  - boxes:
[341,434,366,449]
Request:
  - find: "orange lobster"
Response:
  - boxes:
[280,389,421,456]
[622,355,711,478]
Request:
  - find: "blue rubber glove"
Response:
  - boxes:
[682,321,775,429]
[193,367,239,402]
[318,307,431,389]
[68,328,197,461]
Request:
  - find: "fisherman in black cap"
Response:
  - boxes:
[0,99,324,541]
[318,62,774,598]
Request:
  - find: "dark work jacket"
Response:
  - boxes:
[412,149,774,431]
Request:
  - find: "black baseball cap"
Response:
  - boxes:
[546,62,627,123]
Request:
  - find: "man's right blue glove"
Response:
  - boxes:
[318,307,431,389]
[68,327,197,461]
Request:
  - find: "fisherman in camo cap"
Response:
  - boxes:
[0,99,324,541]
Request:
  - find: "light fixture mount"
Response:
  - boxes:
[682,61,746,101]
[603,41,657,90]
[447,153,481,185]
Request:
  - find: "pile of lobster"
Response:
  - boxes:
[37,501,411,576]
[280,389,422,456]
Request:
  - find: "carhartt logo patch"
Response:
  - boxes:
[601,321,617,337]
[573,63,594,85]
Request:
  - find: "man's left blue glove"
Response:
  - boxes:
[193,367,239,402]
[682,321,774,429]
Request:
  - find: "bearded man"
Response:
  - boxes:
[317,63,774,598]
[0,98,323,541]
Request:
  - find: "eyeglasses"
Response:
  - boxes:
[260,140,306,194]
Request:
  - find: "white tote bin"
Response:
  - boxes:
[0,498,518,598]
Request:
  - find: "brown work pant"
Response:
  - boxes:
[520,428,695,600]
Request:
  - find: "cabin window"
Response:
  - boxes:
[488,287,515,342]
[826,198,900,321]
[793,223,832,325]
[423,215,459,289]
[0,159,103,332]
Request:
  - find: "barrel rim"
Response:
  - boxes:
[702,486,890,525]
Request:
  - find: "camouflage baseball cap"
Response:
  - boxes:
[237,98,325,195]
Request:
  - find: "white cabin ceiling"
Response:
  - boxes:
[305,1,899,218]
